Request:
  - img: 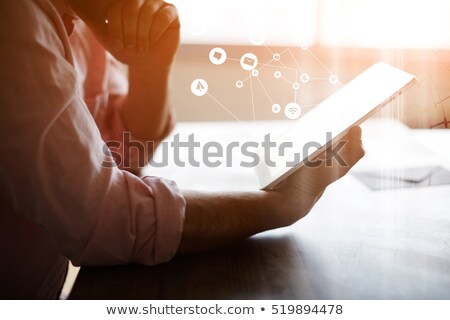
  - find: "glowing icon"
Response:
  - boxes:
[292,82,300,91]
[249,31,266,46]
[329,75,339,84]
[236,80,244,88]
[272,104,281,114]
[240,53,258,71]
[209,48,227,65]
[191,79,208,97]
[301,43,309,51]
[300,73,310,83]
[274,71,282,79]
[284,102,302,120]
[273,53,281,61]
[252,69,259,77]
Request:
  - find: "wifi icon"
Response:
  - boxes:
[284,102,302,120]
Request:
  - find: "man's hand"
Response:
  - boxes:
[178,127,365,254]
[267,126,365,228]
[105,0,180,67]
[71,0,181,140]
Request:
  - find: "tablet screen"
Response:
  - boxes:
[256,62,416,190]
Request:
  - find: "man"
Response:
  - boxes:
[0,0,364,299]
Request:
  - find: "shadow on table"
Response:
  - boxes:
[70,235,318,300]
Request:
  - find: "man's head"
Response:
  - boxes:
[66,0,114,21]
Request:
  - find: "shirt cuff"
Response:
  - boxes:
[142,176,186,264]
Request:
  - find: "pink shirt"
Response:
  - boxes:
[0,0,185,299]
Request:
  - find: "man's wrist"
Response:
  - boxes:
[122,63,172,141]
[128,63,172,79]
[259,188,303,230]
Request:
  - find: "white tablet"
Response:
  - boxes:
[256,62,417,190]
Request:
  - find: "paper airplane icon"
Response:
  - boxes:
[197,81,205,91]
[191,79,208,96]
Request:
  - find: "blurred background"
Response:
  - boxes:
[166,0,450,128]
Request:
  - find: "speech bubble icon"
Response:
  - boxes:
[209,48,227,65]
[213,51,222,61]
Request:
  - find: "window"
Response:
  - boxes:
[169,0,318,46]
[320,0,450,49]
[169,0,450,49]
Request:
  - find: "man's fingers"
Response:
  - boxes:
[315,126,365,188]
[349,125,362,140]
[150,4,180,45]
[121,0,142,54]
[288,126,364,194]
[136,1,160,56]
[342,126,365,168]
[332,126,365,171]
[107,1,125,51]
[107,1,176,55]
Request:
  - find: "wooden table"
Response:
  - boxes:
[70,120,450,299]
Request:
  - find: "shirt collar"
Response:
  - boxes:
[50,0,77,19]
[50,0,78,37]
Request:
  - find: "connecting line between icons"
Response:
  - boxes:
[257,62,298,72]
[264,45,274,55]
[277,58,288,68]
[193,44,340,122]
[249,75,256,131]
[279,47,290,56]
[229,46,306,120]
[304,48,344,86]
[241,73,251,83]
[240,65,298,83]
[257,58,275,72]
[206,92,244,124]
[281,76,293,85]
[306,49,333,75]
[287,48,304,74]
[256,76,274,105]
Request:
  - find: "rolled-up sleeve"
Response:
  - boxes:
[0,0,185,266]
[143,177,186,263]
[76,173,185,266]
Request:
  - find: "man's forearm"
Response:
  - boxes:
[121,65,172,140]
[177,191,285,254]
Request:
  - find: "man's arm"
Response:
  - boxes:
[179,191,274,253]
[178,127,365,254]
[122,65,171,139]
[0,0,185,267]
[66,0,365,257]
[109,1,181,140]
